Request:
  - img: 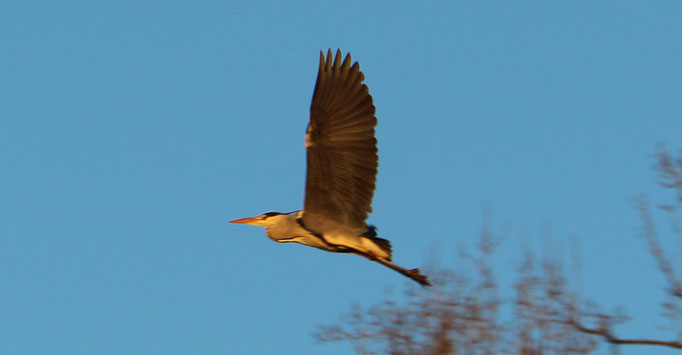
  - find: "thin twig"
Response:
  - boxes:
[570,320,682,349]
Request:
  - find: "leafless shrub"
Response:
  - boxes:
[314,148,682,353]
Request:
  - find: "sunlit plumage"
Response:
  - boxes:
[231,49,430,286]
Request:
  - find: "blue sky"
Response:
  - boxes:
[2,1,681,354]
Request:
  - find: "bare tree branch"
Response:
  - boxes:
[635,197,682,299]
[315,147,682,354]
[569,319,682,349]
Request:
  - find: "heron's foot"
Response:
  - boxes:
[406,268,431,287]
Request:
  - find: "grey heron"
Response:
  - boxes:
[231,49,430,286]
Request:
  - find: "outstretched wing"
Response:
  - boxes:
[302,49,378,231]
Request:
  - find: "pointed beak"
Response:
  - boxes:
[229,216,261,225]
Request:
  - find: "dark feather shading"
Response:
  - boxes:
[302,49,378,232]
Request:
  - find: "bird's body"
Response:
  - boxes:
[231,50,430,286]
[234,211,391,260]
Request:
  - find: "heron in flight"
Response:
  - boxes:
[231,49,430,286]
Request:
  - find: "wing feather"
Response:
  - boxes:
[303,49,378,231]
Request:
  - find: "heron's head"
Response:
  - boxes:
[229,212,285,227]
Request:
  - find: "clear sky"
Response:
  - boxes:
[2,1,681,354]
